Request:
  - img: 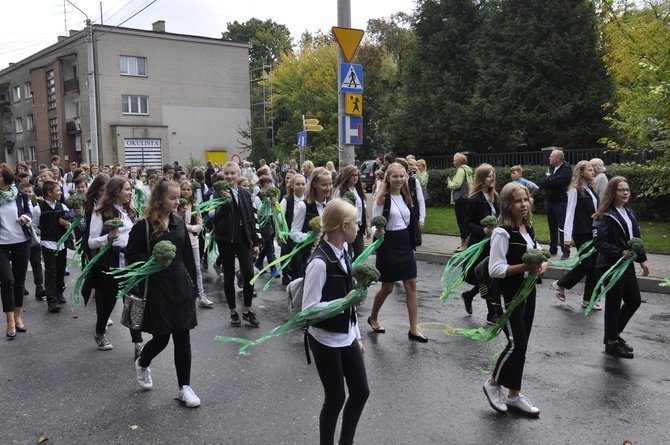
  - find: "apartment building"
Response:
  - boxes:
[0,21,251,170]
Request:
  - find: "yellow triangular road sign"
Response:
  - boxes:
[332,27,364,63]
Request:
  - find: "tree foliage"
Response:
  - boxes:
[221,18,293,71]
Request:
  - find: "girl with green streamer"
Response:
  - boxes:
[333,165,371,260]
[480,182,547,417]
[459,164,499,324]
[591,177,649,359]
[550,160,601,310]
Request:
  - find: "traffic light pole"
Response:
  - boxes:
[337,0,355,170]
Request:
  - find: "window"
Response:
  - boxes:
[13,86,21,102]
[49,118,58,148]
[122,95,149,115]
[29,146,36,162]
[26,114,34,131]
[15,117,23,133]
[47,70,56,109]
[120,56,147,76]
[24,82,32,99]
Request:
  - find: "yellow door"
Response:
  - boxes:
[204,150,228,164]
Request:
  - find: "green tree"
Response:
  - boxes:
[474,0,613,149]
[221,18,293,71]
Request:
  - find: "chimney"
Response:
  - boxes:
[152,20,165,33]
[69,29,80,36]
[58,36,68,42]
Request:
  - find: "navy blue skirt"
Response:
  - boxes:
[375,228,417,282]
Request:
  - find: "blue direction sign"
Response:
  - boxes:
[339,63,364,93]
[297,131,307,147]
[341,116,363,145]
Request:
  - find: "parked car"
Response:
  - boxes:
[359,159,377,190]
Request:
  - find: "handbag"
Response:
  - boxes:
[28,226,41,247]
[453,168,471,203]
[121,220,150,330]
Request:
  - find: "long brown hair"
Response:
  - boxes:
[142,179,180,238]
[95,175,136,220]
[336,165,366,200]
[593,176,629,220]
[498,182,532,230]
[305,167,333,205]
[469,163,498,203]
[569,160,594,198]
[375,162,413,207]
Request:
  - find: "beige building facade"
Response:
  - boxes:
[0,22,251,170]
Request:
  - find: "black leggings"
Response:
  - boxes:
[557,233,597,302]
[93,268,142,343]
[602,268,641,343]
[0,240,30,312]
[308,334,369,445]
[139,330,192,387]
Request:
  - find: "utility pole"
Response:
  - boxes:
[337,0,355,170]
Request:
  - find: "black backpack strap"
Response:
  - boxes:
[304,329,311,365]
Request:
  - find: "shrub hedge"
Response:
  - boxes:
[426,162,670,222]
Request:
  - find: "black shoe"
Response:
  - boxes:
[281,276,291,286]
[367,317,386,333]
[201,260,208,270]
[408,331,428,343]
[561,253,570,260]
[64,268,71,276]
[618,336,634,352]
[23,288,29,296]
[243,310,260,326]
[7,331,16,340]
[36,288,47,300]
[47,300,61,313]
[486,313,499,326]
[230,312,241,327]
[57,294,66,304]
[605,342,634,359]
[461,292,473,315]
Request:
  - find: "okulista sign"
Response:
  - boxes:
[124,139,161,148]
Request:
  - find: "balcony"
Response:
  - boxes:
[64,77,79,93]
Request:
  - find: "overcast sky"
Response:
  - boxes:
[0,0,417,69]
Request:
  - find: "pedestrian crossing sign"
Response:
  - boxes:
[339,63,364,93]
[346,93,363,115]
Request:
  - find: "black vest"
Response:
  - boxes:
[310,243,355,333]
[285,194,296,229]
[302,200,322,233]
[572,188,598,235]
[498,225,537,297]
[38,200,67,242]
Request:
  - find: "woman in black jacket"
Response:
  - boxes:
[461,164,500,325]
[592,177,649,359]
[127,179,201,407]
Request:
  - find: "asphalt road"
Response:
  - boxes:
[1,259,669,445]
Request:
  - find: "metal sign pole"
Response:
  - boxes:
[337,0,355,170]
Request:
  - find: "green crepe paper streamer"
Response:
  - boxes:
[67,237,83,269]
[250,231,317,289]
[585,254,636,316]
[192,197,231,214]
[69,242,112,306]
[451,274,540,342]
[216,284,371,356]
[273,204,289,243]
[439,237,490,301]
[133,188,147,218]
[660,278,670,287]
[106,256,172,298]
[352,235,385,267]
[550,240,595,269]
[206,228,218,264]
[54,215,83,254]
[257,199,272,228]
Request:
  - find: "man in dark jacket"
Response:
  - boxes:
[540,149,571,259]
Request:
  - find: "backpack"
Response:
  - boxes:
[286,277,304,317]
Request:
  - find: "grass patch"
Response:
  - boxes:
[425,206,670,254]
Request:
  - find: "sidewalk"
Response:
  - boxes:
[412,233,670,295]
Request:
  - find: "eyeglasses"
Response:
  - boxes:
[351,174,359,177]
[616,188,631,193]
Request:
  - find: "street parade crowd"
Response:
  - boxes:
[0,150,650,444]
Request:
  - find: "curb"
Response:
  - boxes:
[414,251,669,296]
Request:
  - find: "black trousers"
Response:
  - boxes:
[29,244,44,288]
[454,201,469,241]
[546,200,569,256]
[0,240,30,312]
[348,230,365,261]
[139,329,192,387]
[42,246,66,303]
[217,240,255,309]
[602,267,641,343]
[557,233,597,302]
[308,334,369,445]
[492,289,536,391]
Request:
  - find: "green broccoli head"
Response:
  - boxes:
[179,198,188,208]
[153,240,177,264]
[481,215,498,230]
[261,186,280,200]
[191,181,201,190]
[370,216,387,231]
[342,191,357,206]
[103,218,124,231]
[213,180,230,194]
[627,237,645,255]
[522,248,550,265]
[68,188,77,196]
[308,216,322,233]
[352,264,381,286]
[65,194,87,210]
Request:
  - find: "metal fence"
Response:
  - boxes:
[421,148,664,170]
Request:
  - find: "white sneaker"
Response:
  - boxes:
[135,358,153,391]
[552,280,566,302]
[198,296,214,308]
[506,394,540,417]
[483,380,507,414]
[94,334,113,351]
[582,300,602,311]
[107,318,114,326]
[178,385,201,407]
